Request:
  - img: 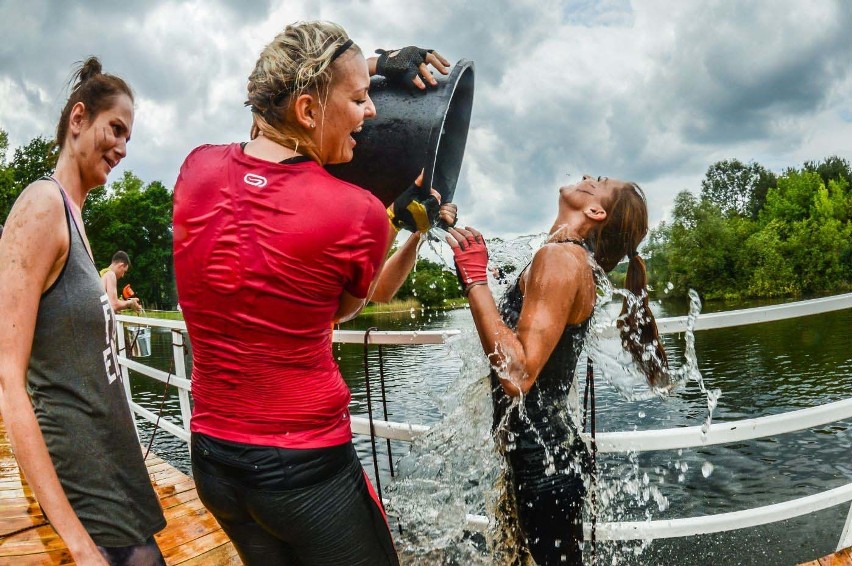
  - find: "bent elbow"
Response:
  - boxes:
[498,372,536,397]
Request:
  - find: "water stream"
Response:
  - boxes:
[127,236,852,565]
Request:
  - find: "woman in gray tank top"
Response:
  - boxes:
[0,58,165,565]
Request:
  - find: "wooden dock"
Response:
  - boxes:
[800,547,852,566]
[0,417,239,565]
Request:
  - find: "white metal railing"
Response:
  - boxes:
[115,292,852,552]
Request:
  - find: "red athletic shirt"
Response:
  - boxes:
[173,144,390,448]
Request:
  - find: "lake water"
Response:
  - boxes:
[128,298,852,565]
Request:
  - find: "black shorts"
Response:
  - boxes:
[191,433,399,566]
[97,535,165,566]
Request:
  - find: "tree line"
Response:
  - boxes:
[644,156,852,300]
[4,129,849,306]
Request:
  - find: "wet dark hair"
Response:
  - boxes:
[55,57,134,151]
[591,182,669,388]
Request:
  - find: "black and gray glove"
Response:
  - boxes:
[387,181,440,233]
[375,46,434,86]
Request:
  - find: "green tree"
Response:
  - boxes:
[0,132,58,221]
[661,191,757,299]
[803,156,852,192]
[396,258,463,308]
[760,169,823,226]
[741,220,797,297]
[0,130,14,223]
[86,171,175,309]
[700,159,776,219]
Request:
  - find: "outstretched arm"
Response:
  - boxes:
[0,182,108,565]
[371,201,457,303]
[449,227,595,396]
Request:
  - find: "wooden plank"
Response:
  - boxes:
[0,416,237,565]
[803,546,852,566]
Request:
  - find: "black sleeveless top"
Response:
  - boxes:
[490,259,591,477]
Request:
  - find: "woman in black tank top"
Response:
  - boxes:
[447,175,670,565]
[0,58,166,565]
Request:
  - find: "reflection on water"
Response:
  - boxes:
[127,295,852,565]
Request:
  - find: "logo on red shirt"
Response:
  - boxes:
[244,173,268,187]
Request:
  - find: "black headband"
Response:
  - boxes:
[331,39,354,62]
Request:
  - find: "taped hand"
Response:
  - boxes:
[447,227,489,295]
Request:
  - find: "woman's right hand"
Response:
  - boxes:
[387,171,441,233]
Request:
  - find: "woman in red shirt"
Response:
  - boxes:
[174,21,454,566]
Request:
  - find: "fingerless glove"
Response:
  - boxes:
[387,182,440,233]
[375,46,433,86]
[452,234,489,295]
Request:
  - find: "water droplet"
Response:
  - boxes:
[638,410,646,418]
[702,461,714,478]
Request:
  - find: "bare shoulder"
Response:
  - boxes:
[2,180,67,260]
[526,243,595,320]
[7,179,64,224]
[529,242,592,280]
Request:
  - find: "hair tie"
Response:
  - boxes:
[628,250,639,259]
[331,39,354,62]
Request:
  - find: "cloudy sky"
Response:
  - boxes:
[2,0,852,239]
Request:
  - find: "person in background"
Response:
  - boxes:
[448,175,669,565]
[0,58,165,565]
[174,21,455,566]
[100,251,141,312]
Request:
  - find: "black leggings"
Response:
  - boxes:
[191,433,398,566]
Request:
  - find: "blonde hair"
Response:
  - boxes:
[245,21,359,162]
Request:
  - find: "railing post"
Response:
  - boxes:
[115,319,140,440]
[839,501,852,551]
[171,329,192,457]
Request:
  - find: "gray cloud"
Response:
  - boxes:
[2,0,851,238]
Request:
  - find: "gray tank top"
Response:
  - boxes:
[27,179,165,546]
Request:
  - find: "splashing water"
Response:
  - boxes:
[385,233,720,565]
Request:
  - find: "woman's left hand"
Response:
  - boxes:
[372,47,451,89]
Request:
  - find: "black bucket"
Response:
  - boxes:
[327,59,475,207]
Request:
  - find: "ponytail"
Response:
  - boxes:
[593,181,669,389]
[617,253,669,388]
